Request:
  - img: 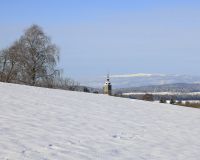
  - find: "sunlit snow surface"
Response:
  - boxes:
[0,82,200,160]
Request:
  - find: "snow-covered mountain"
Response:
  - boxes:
[82,73,200,89]
[0,82,200,160]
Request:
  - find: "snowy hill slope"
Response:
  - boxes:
[0,82,200,160]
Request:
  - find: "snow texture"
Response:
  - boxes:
[0,82,200,160]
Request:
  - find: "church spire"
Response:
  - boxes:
[103,74,112,95]
[107,74,110,81]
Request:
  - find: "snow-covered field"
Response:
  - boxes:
[0,82,200,160]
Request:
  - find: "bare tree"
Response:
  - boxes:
[0,42,21,83]
[18,25,59,86]
[0,49,8,81]
[0,24,80,90]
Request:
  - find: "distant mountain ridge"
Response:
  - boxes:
[115,83,200,93]
[82,74,200,89]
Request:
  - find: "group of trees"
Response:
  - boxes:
[118,93,178,104]
[0,25,79,90]
[159,97,176,104]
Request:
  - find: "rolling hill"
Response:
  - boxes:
[0,82,200,160]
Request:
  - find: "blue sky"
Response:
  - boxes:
[1,0,200,80]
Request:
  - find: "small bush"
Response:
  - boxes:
[170,99,176,104]
[83,87,90,93]
[160,97,166,103]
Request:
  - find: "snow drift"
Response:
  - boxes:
[0,82,200,160]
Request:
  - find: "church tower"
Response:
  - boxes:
[103,74,112,95]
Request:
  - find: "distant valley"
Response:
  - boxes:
[114,83,200,93]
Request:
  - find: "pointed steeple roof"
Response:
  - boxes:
[106,74,110,81]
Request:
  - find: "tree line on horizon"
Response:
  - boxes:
[0,24,79,90]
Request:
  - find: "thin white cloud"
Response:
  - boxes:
[110,73,166,78]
